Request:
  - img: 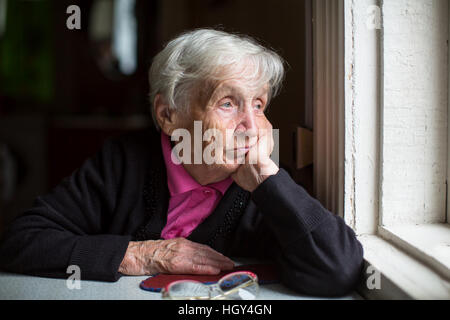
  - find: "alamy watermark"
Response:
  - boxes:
[66,265,81,290]
[366,5,382,30]
[65,4,381,31]
[169,121,279,174]
[66,5,81,30]
[366,265,381,290]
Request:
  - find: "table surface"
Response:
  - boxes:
[0,271,362,300]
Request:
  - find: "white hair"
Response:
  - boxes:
[148,28,285,129]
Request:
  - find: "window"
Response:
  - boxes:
[377,0,449,280]
[313,0,450,299]
[89,0,138,77]
[0,0,6,39]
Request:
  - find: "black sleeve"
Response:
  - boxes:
[251,169,364,297]
[0,139,131,282]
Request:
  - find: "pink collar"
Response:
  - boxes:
[161,132,233,197]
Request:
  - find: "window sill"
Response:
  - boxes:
[357,235,450,300]
[378,224,450,280]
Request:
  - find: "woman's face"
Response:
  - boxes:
[172,74,273,185]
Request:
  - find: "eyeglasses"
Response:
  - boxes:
[161,271,259,300]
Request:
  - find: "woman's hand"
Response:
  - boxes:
[231,125,279,192]
[118,238,235,276]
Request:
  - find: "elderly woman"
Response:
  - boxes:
[0,29,363,297]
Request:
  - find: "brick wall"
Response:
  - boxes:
[381,0,448,225]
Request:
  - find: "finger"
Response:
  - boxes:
[188,251,235,271]
[209,254,235,269]
[189,263,222,275]
[247,143,259,165]
[171,239,235,270]
[168,258,222,275]
[181,240,225,258]
[189,243,235,266]
[258,127,274,154]
[191,253,235,271]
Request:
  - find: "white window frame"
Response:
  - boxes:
[313,0,450,299]
[448,0,450,225]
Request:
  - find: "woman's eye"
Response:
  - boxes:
[255,104,264,111]
[221,102,233,108]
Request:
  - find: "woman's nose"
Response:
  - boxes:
[237,106,258,132]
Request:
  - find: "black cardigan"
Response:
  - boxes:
[0,128,364,297]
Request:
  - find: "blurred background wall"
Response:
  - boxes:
[0,0,313,233]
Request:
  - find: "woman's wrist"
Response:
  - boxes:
[119,241,156,275]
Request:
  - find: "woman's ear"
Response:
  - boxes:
[153,94,176,135]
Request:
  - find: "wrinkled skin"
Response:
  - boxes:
[119,238,235,275]
[119,70,279,276]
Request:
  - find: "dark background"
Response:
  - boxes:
[0,0,313,233]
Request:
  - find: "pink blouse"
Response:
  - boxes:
[160,133,233,239]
